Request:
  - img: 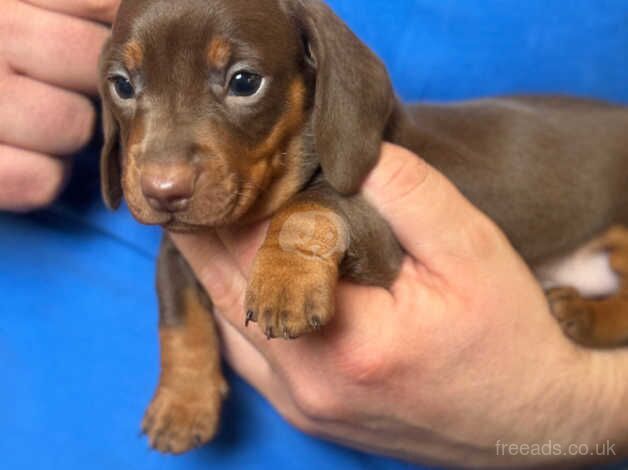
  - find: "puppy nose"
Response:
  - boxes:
[140,164,197,213]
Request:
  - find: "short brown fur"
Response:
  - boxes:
[549,227,628,348]
[99,0,628,454]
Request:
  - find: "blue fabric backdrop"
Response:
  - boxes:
[1,1,627,469]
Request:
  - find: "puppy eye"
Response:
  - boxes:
[111,76,135,100]
[228,71,263,97]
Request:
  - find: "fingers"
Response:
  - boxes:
[363,143,505,269]
[5,1,111,93]
[0,146,70,211]
[23,0,120,24]
[0,74,95,156]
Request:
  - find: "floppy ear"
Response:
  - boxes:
[98,38,123,210]
[288,0,395,195]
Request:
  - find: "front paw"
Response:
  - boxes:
[547,287,595,344]
[142,379,227,454]
[245,248,338,339]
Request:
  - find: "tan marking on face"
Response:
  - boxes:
[255,78,307,160]
[121,116,172,225]
[241,78,309,221]
[241,136,304,224]
[207,37,231,69]
[189,76,309,225]
[122,41,143,70]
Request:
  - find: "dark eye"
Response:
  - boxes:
[228,71,263,97]
[111,76,135,100]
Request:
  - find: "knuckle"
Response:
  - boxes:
[388,156,430,204]
[199,265,245,314]
[59,99,96,153]
[335,346,395,387]
[462,214,505,261]
[25,183,64,211]
[1,157,68,212]
[25,164,68,210]
[334,336,400,388]
[289,380,345,421]
[369,147,430,208]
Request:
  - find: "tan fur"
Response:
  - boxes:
[241,79,309,223]
[548,227,628,348]
[256,79,307,159]
[246,202,347,338]
[142,288,227,454]
[122,41,143,70]
[207,37,231,69]
[191,77,308,225]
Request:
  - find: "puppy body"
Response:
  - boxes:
[99,0,628,453]
[393,97,628,264]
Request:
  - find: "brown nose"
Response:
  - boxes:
[140,164,197,213]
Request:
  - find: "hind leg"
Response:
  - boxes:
[548,226,628,348]
[142,235,228,454]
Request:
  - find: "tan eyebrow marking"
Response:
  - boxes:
[122,41,143,70]
[207,37,231,69]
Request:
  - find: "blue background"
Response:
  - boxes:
[1,1,627,469]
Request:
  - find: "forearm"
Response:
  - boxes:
[545,348,628,466]
[592,349,628,458]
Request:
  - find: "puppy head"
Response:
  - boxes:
[100,0,393,230]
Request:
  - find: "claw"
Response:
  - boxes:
[283,327,289,340]
[245,310,255,327]
[141,416,153,436]
[310,315,321,331]
[193,434,203,448]
[265,327,273,340]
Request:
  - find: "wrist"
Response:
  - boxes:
[562,347,628,463]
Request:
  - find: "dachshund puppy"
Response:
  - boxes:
[99,0,628,454]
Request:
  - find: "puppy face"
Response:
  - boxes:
[101,0,313,230]
[100,0,394,230]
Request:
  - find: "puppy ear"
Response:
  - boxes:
[288,0,395,194]
[99,38,123,210]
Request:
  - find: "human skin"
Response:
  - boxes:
[0,0,118,211]
[172,144,628,468]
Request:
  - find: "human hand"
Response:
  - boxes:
[0,0,119,211]
[172,143,628,468]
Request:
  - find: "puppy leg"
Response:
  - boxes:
[548,226,628,348]
[142,235,227,454]
[245,183,403,339]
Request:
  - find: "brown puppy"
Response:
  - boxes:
[99,0,628,454]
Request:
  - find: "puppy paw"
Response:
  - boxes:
[603,226,628,275]
[142,379,227,454]
[547,287,595,344]
[245,248,338,339]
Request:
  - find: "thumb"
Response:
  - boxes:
[362,143,506,269]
